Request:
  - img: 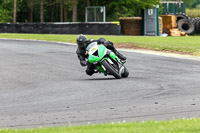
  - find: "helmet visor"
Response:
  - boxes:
[77,41,84,48]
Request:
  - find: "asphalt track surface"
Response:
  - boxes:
[0,39,200,128]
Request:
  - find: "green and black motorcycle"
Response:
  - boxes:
[86,42,129,79]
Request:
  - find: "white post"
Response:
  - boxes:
[103,6,106,22]
[85,7,87,22]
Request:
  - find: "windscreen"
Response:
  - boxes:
[86,42,97,51]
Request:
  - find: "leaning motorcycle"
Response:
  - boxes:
[86,42,129,79]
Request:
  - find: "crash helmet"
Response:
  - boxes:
[76,34,87,48]
[98,38,106,44]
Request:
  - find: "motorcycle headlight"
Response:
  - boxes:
[93,62,98,65]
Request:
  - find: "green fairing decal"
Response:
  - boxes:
[100,52,119,64]
[96,66,106,74]
[98,45,106,57]
[88,55,100,63]
[88,45,106,63]
[100,57,108,63]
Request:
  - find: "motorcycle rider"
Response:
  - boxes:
[76,34,127,76]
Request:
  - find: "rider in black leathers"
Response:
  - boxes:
[76,34,127,76]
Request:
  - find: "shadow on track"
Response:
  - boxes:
[83,76,136,81]
[85,77,117,81]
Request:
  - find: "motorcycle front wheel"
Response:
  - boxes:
[102,60,121,79]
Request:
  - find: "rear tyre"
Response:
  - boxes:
[102,60,121,79]
[176,13,190,23]
[121,67,129,78]
[192,18,200,33]
[177,19,195,35]
[196,19,200,33]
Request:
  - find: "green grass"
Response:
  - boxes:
[0,33,200,55]
[1,118,200,133]
[186,9,200,18]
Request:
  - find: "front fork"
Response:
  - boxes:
[100,50,125,75]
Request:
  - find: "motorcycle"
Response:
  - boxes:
[86,42,129,79]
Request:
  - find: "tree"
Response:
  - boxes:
[0,0,162,23]
[63,1,68,22]
[48,0,54,22]
[182,0,200,8]
[0,0,13,23]
[60,0,63,22]
[84,0,160,21]
[72,0,78,22]
[166,0,200,9]
[13,0,17,23]
[86,0,89,6]
[40,0,44,22]
[27,0,34,22]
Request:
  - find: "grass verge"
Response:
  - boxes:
[0,33,200,56]
[186,9,200,18]
[1,118,200,133]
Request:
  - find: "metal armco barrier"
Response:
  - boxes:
[0,22,121,35]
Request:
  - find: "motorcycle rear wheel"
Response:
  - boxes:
[102,60,121,79]
[122,67,129,78]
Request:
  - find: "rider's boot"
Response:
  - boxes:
[104,42,127,60]
[85,63,95,76]
[114,51,127,60]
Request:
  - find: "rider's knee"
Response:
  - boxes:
[86,69,94,76]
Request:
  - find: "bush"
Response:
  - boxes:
[186,9,200,18]
[0,9,12,23]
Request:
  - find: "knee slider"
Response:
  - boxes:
[86,69,94,76]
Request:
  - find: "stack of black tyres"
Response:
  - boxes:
[176,13,190,21]
[192,17,200,33]
[176,13,195,35]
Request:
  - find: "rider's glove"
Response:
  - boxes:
[105,41,113,46]
[80,60,87,67]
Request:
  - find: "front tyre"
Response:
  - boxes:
[102,60,121,79]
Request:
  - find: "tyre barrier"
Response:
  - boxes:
[169,13,200,34]
[196,19,200,33]
[176,13,190,22]
[177,19,195,35]
[192,18,200,33]
[0,23,121,35]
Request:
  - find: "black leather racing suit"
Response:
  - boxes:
[76,38,118,76]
